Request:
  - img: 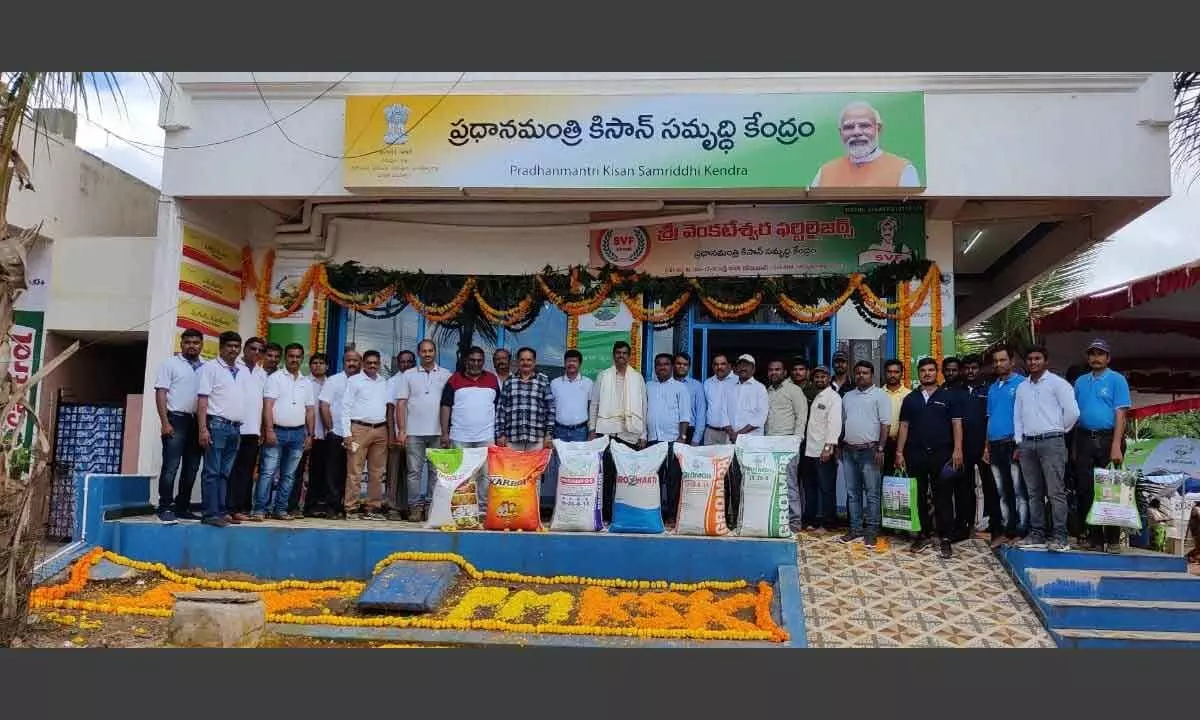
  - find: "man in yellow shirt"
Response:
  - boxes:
[882,358,910,477]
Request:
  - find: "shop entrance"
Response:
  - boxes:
[682,306,834,383]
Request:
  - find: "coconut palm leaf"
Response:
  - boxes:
[1,71,152,647]
[959,239,1106,358]
[1173,72,1200,179]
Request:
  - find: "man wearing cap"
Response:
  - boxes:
[802,365,842,530]
[831,351,851,396]
[728,354,769,526]
[1072,338,1132,551]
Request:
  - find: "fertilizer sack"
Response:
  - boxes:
[484,445,552,532]
[424,446,487,530]
[734,435,799,538]
[610,441,670,534]
[1086,466,1142,531]
[549,436,610,532]
[673,444,735,536]
[882,474,921,533]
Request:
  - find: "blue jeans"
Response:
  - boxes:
[201,417,242,520]
[158,411,202,513]
[255,426,306,515]
[842,446,883,535]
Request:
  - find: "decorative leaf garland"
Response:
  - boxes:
[241,254,945,359]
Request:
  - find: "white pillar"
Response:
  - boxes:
[138,197,185,487]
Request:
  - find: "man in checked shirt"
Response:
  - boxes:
[496,347,556,457]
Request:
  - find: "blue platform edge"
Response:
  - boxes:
[997,545,1190,647]
[43,474,808,648]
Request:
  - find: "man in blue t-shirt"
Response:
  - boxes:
[983,344,1027,547]
[1072,338,1132,552]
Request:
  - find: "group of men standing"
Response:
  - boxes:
[799,339,1132,561]
[154,328,1133,554]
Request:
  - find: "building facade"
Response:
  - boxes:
[137,72,1173,482]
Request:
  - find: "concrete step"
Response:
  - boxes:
[1054,628,1200,649]
[1001,546,1188,575]
[1042,597,1200,633]
[1028,569,1200,603]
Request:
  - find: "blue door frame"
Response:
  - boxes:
[653,303,836,383]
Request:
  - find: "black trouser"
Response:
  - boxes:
[905,447,956,540]
[801,454,837,529]
[646,440,682,523]
[599,436,638,523]
[325,433,349,513]
[227,434,260,514]
[1074,429,1124,544]
[725,456,742,529]
[287,437,331,513]
[883,436,900,478]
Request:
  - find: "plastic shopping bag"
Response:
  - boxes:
[881,473,921,533]
[1086,465,1142,531]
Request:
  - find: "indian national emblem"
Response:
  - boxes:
[384,104,411,145]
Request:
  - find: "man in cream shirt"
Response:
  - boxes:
[394,339,452,521]
[765,358,809,532]
[802,366,843,531]
[589,341,646,523]
[339,350,392,520]
[318,349,361,517]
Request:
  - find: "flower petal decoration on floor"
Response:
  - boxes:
[30,549,789,644]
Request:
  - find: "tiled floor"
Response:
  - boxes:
[796,532,1056,648]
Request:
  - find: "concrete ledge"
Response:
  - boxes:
[110,515,795,583]
[266,623,784,649]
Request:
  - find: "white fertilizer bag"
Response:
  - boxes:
[424,446,488,530]
[673,443,735,536]
[549,436,610,532]
[610,441,670,534]
[734,435,799,538]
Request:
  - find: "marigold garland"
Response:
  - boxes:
[31,548,787,644]
[931,265,944,371]
[536,275,613,316]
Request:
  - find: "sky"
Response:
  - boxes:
[67,75,1200,297]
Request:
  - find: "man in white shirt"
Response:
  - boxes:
[728,354,769,528]
[253,343,315,521]
[588,341,647,522]
[339,349,391,519]
[288,352,328,516]
[646,353,690,523]
[546,349,593,510]
[196,331,250,528]
[1013,345,1080,552]
[802,366,842,531]
[702,354,737,445]
[153,328,205,524]
[228,337,268,521]
[385,350,417,518]
[319,349,361,517]
[395,339,452,521]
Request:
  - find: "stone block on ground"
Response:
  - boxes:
[357,560,460,614]
[168,590,266,648]
[88,558,139,581]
